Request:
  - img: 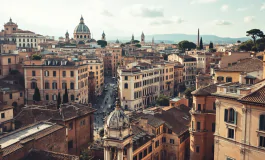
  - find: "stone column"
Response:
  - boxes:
[127,143,133,160]
[104,147,110,160]
[117,148,123,160]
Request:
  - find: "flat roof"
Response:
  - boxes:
[0,123,53,148]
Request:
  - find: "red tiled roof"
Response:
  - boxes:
[240,85,265,105]
[218,58,263,72]
[192,84,218,96]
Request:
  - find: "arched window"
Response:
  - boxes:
[124,83,128,89]
[259,115,265,131]
[226,77,232,82]
[31,82,37,89]
[45,71,49,76]
[224,108,237,124]
[45,82,49,89]
[80,35,83,38]
[52,82,57,89]
[62,82,67,89]
[84,35,86,38]
[70,82,74,89]
[77,35,79,38]
[71,95,75,101]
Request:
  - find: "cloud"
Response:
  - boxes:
[236,7,248,11]
[261,3,265,10]
[220,4,229,12]
[213,20,232,25]
[101,10,113,17]
[190,0,217,4]
[130,5,164,18]
[150,17,185,25]
[244,16,255,23]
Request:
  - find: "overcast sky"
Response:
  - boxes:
[0,0,264,40]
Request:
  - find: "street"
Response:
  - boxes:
[93,77,117,138]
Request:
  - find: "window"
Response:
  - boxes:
[198,104,201,111]
[44,82,49,89]
[196,146,200,153]
[156,128,160,135]
[155,140,159,148]
[162,137,166,143]
[197,122,201,131]
[31,82,37,89]
[170,139,175,144]
[63,71,66,77]
[70,82,74,89]
[226,157,235,160]
[226,77,232,82]
[62,82,67,89]
[68,140,73,149]
[212,123,216,132]
[70,71,74,77]
[213,102,216,110]
[1,113,5,118]
[80,119,85,126]
[9,93,12,99]
[46,94,49,100]
[144,149,147,157]
[53,71,56,77]
[32,71,36,76]
[228,128,234,139]
[45,71,49,76]
[168,129,172,134]
[224,108,237,124]
[8,58,11,64]
[139,152,142,160]
[217,76,224,81]
[125,76,128,80]
[259,115,265,131]
[69,122,73,130]
[20,92,23,97]
[71,95,75,101]
[148,145,152,153]
[52,82,57,89]
[133,156,137,160]
[52,94,57,100]
[259,136,265,147]
[124,83,128,89]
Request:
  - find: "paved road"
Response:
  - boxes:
[93,77,117,137]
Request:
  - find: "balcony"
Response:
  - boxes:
[189,109,215,115]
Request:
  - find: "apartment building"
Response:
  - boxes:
[174,62,184,95]
[0,103,15,134]
[0,53,20,79]
[190,84,217,160]
[168,54,197,86]
[214,58,263,84]
[118,62,161,111]
[212,81,265,160]
[96,47,122,77]
[23,58,90,104]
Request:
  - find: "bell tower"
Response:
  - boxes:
[102,31,106,41]
[141,32,145,44]
[103,98,133,160]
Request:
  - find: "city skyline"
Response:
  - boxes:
[1,0,264,40]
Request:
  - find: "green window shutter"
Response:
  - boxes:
[224,109,228,122]
[234,111,237,125]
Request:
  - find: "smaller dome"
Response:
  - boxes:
[90,39,97,43]
[78,41,85,44]
[106,99,129,129]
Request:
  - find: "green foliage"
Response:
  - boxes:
[57,92,61,109]
[31,54,42,60]
[237,40,241,43]
[238,40,254,51]
[120,43,125,47]
[33,86,41,101]
[246,29,264,44]
[199,37,203,50]
[134,44,141,48]
[184,87,195,99]
[209,41,213,49]
[178,40,196,52]
[97,40,107,48]
[63,87,69,103]
[132,40,140,44]
[156,95,170,106]
[99,128,104,138]
[80,149,93,160]
[209,48,217,52]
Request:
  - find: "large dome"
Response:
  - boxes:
[74,16,90,34]
[106,100,129,129]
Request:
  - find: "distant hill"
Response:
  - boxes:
[111,34,250,44]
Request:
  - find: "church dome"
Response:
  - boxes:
[106,99,129,129]
[74,16,90,34]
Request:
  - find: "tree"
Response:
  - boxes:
[209,41,213,49]
[156,95,170,106]
[132,40,140,44]
[238,40,254,51]
[237,40,241,43]
[97,40,107,48]
[199,37,203,50]
[57,92,61,109]
[184,87,195,107]
[80,149,93,160]
[31,54,42,60]
[246,29,264,45]
[120,43,125,47]
[33,86,41,101]
[178,40,196,52]
[63,86,69,103]
[134,44,141,48]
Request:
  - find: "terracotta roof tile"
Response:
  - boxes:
[218,58,263,72]
[192,84,218,96]
[240,85,265,105]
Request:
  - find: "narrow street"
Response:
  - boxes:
[93,77,117,138]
